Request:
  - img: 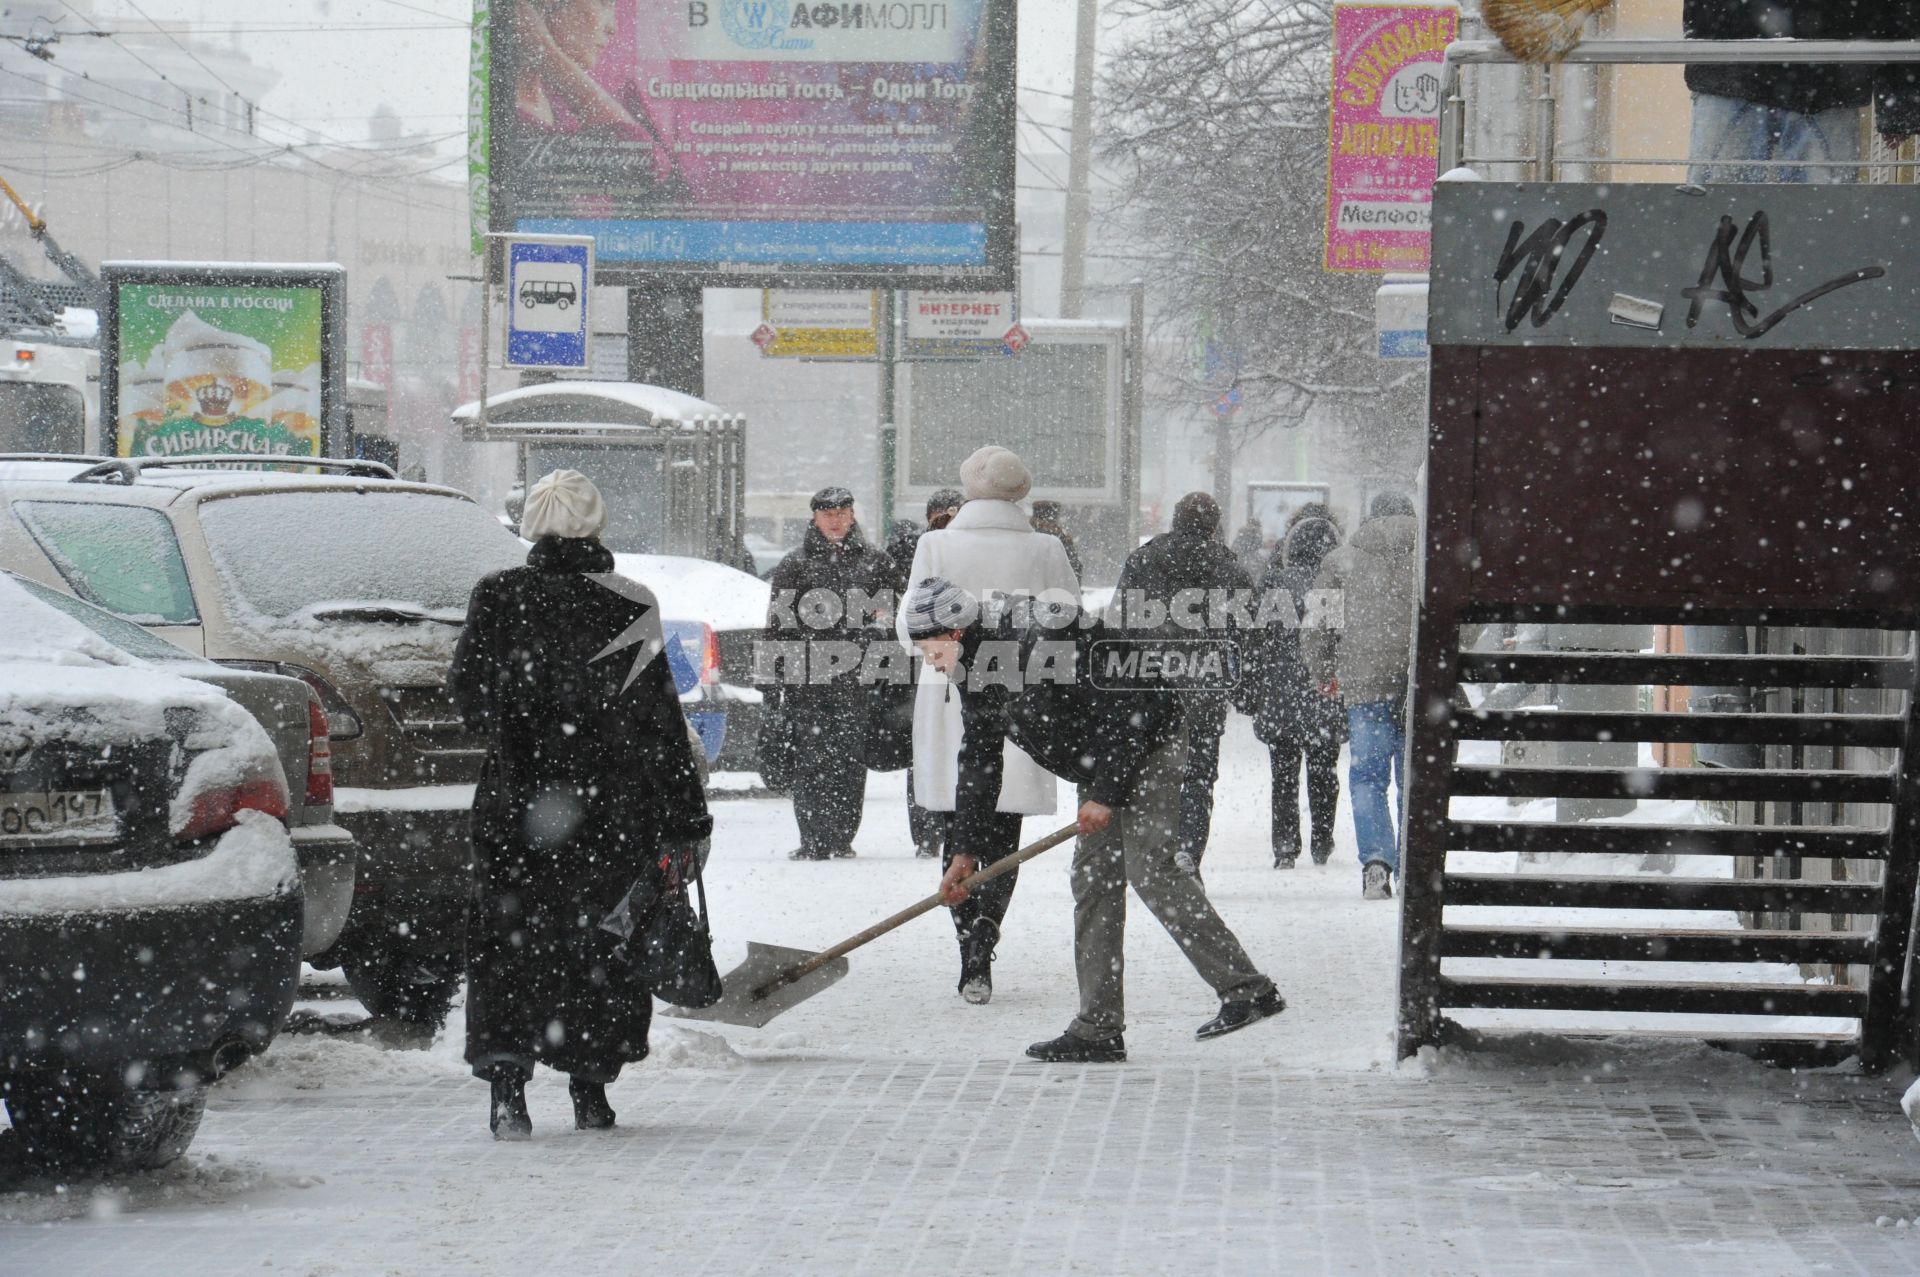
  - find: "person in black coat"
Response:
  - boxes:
[1684,0,1920,183]
[448,469,712,1140]
[905,579,1284,1063]
[1113,492,1255,877]
[764,487,906,860]
[1245,516,1346,868]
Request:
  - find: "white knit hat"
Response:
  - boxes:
[520,469,608,540]
[959,445,1032,503]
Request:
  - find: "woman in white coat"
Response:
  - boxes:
[899,446,1080,1004]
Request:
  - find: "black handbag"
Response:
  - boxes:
[755,698,798,792]
[607,851,724,1009]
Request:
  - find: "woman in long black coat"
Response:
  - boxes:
[449,470,712,1139]
[1246,516,1346,868]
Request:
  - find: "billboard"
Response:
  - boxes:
[898,320,1124,505]
[1324,3,1458,273]
[484,0,1017,288]
[103,264,346,460]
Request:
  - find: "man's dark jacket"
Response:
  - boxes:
[1684,0,1920,134]
[1113,527,1255,723]
[948,609,1183,856]
[449,535,712,1076]
[764,521,905,697]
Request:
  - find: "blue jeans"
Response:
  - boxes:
[1687,92,1861,185]
[1347,701,1405,872]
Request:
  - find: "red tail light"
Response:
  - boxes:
[702,624,721,686]
[176,777,290,844]
[305,696,334,808]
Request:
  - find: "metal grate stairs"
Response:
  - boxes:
[1397,628,1920,1067]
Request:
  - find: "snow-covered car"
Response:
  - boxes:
[0,573,301,1173]
[4,570,354,958]
[0,456,528,1028]
[614,551,771,773]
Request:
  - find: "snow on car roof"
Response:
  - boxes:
[0,573,250,743]
[451,380,733,426]
[0,460,470,506]
[612,553,770,633]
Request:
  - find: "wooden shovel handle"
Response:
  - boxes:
[750,821,1081,1002]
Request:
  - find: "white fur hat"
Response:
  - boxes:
[520,469,608,540]
[959,445,1032,503]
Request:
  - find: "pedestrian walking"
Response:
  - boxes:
[907,579,1285,1063]
[448,469,713,1139]
[1245,516,1345,868]
[925,487,964,532]
[1305,492,1419,900]
[765,487,904,861]
[1029,499,1084,582]
[1114,492,1255,879]
[899,447,1079,1003]
[1230,515,1268,582]
[1684,1,1920,185]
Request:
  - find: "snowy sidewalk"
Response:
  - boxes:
[6,1046,1920,1275]
[5,721,1920,1274]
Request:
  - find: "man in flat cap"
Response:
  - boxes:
[764,487,905,859]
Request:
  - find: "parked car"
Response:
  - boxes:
[0,456,529,1027]
[0,455,735,1028]
[4,570,354,957]
[613,551,771,773]
[0,572,302,1172]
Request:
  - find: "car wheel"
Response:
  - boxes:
[342,951,462,1028]
[4,1073,209,1173]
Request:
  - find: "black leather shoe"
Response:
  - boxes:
[788,846,831,861]
[1196,988,1287,1041]
[569,1078,616,1131]
[489,1076,532,1140]
[1025,1031,1126,1063]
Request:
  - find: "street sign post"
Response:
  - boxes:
[503,233,592,370]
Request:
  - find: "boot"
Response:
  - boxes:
[1310,834,1334,865]
[489,1074,531,1141]
[958,917,998,1005]
[569,1077,617,1131]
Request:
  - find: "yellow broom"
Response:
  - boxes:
[1483,0,1613,63]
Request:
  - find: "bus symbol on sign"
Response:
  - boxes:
[504,234,592,369]
[520,280,577,310]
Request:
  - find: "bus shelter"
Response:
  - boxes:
[454,381,746,563]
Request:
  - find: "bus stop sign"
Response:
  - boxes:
[505,234,593,369]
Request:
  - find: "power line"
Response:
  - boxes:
[105,0,365,153]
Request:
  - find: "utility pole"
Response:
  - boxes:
[878,289,898,540]
[1059,0,1097,318]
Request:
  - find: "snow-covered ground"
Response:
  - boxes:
[5,720,1920,1274]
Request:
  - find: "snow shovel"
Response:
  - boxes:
[668,821,1080,1029]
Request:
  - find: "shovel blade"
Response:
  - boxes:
[663,941,850,1029]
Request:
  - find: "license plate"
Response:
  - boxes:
[0,789,118,846]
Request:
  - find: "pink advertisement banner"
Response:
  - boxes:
[1323,3,1457,274]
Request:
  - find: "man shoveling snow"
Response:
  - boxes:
[905,577,1285,1063]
